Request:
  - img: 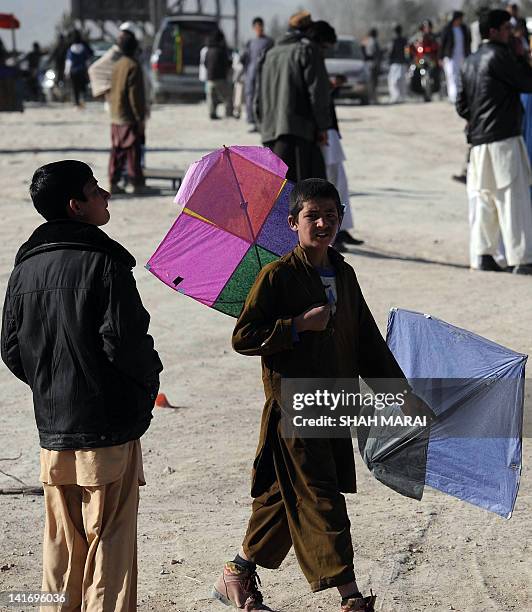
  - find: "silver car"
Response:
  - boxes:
[324,36,370,104]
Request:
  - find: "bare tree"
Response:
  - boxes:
[309,0,448,39]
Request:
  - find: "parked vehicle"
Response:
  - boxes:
[151,15,219,102]
[324,36,370,104]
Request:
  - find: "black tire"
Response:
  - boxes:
[421,75,432,102]
[360,95,370,106]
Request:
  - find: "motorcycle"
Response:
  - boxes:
[39,57,68,103]
[408,38,441,102]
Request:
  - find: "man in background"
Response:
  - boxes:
[457,9,532,274]
[257,10,331,182]
[363,28,381,104]
[204,29,233,120]
[388,25,408,104]
[241,17,273,132]
[108,32,147,194]
[440,11,471,104]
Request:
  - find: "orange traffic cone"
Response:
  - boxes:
[155,393,175,409]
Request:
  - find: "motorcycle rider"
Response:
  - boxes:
[408,20,440,101]
[410,20,439,63]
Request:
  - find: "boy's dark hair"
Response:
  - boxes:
[480,9,510,39]
[394,24,403,36]
[30,160,93,221]
[289,178,342,218]
[118,30,138,56]
[252,17,264,27]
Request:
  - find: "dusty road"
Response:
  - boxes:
[0,99,530,612]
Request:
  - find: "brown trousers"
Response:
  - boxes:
[108,123,144,187]
[41,456,140,611]
[242,409,356,592]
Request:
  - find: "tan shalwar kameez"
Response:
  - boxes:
[39,440,145,612]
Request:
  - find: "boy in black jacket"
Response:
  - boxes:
[1,160,162,611]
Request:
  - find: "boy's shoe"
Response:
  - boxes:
[341,591,377,611]
[212,562,272,610]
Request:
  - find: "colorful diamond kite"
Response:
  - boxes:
[146,146,298,317]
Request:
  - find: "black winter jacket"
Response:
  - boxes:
[439,23,471,59]
[456,41,532,146]
[205,43,231,81]
[1,220,163,450]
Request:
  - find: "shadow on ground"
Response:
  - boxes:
[349,246,469,270]
[350,187,443,200]
[0,147,211,155]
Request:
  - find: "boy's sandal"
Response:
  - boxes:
[341,590,377,611]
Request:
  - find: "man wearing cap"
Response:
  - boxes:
[256,10,331,182]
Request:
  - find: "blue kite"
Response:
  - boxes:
[358,308,527,519]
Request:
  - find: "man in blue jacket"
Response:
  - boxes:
[1,160,163,610]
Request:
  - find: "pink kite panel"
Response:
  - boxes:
[147,212,251,306]
[179,153,252,241]
[229,145,288,179]
[230,150,285,239]
[174,149,221,208]
[174,148,285,243]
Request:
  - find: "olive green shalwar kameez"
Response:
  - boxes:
[232,245,406,592]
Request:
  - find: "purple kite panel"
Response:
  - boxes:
[257,181,298,255]
[147,212,251,306]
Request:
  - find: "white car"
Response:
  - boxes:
[324,36,370,104]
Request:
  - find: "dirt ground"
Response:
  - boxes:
[0,99,530,612]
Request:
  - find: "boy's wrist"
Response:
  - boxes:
[293,314,306,333]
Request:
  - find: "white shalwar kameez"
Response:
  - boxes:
[321,129,354,231]
[467,135,532,268]
[443,26,465,104]
[388,63,407,103]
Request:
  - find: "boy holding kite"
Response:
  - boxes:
[212,178,432,611]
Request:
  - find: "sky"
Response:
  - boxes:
[2,0,462,52]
